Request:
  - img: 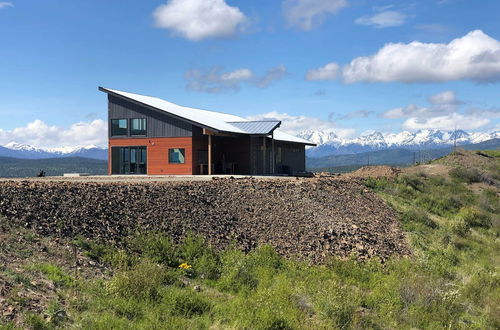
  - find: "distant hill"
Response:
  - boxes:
[307,138,500,171]
[0,157,108,178]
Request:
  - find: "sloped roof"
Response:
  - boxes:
[227,121,281,134]
[99,87,315,146]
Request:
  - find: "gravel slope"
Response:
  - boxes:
[0,177,410,262]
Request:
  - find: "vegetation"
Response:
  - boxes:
[1,153,499,329]
[0,157,107,178]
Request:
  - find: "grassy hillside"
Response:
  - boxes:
[307,138,500,171]
[0,157,107,178]
[0,151,499,329]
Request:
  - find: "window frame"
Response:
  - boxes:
[111,119,128,136]
[130,118,147,136]
[168,148,186,164]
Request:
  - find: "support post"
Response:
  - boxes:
[271,132,275,174]
[263,136,266,175]
[208,135,212,175]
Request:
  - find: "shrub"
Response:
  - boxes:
[363,177,389,191]
[162,288,212,318]
[456,207,491,229]
[400,208,438,229]
[416,194,462,216]
[106,260,177,302]
[131,233,178,267]
[449,167,482,183]
[217,246,283,293]
[179,234,207,263]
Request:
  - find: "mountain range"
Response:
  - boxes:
[0,129,498,160]
[298,129,500,158]
[0,143,108,160]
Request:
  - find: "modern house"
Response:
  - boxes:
[99,87,315,175]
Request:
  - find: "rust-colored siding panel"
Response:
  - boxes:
[109,137,194,175]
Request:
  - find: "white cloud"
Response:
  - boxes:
[343,30,500,83]
[283,0,347,30]
[254,65,289,88]
[306,62,339,80]
[220,68,253,82]
[402,113,490,131]
[186,66,254,93]
[153,0,247,41]
[186,65,288,93]
[0,119,107,148]
[0,2,13,9]
[382,90,460,119]
[246,111,355,138]
[355,10,407,28]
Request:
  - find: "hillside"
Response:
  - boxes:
[307,138,500,170]
[1,151,499,329]
[0,157,107,178]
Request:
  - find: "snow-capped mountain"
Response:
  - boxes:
[299,129,500,158]
[0,143,107,160]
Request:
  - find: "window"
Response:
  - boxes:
[169,148,185,164]
[131,118,146,136]
[111,119,128,136]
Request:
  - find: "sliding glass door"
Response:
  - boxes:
[111,146,147,174]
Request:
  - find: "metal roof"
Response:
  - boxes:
[99,87,316,145]
[227,121,281,134]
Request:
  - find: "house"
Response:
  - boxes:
[99,87,315,175]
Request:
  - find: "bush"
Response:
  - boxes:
[131,233,178,267]
[416,194,462,216]
[163,288,212,318]
[363,177,389,191]
[449,167,482,183]
[455,207,491,229]
[106,260,178,302]
[400,208,438,229]
[217,246,283,293]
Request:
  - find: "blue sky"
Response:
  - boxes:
[0,0,499,147]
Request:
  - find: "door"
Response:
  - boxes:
[111,146,147,174]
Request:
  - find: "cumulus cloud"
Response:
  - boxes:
[306,62,339,80]
[153,0,247,41]
[186,65,288,93]
[355,10,407,28]
[342,30,500,83]
[0,2,13,9]
[246,111,355,138]
[402,113,490,131]
[380,90,494,131]
[382,90,461,119]
[0,120,107,148]
[283,0,347,30]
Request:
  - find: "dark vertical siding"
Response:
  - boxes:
[108,95,192,138]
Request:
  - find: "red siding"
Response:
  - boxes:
[109,137,193,175]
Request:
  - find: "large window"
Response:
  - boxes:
[131,118,146,136]
[111,119,128,136]
[169,148,185,164]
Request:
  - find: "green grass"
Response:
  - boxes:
[5,164,500,329]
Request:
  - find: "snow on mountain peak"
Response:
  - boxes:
[297,129,498,148]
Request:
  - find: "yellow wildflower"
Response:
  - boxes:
[179,263,192,270]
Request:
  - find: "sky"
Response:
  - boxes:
[0,0,499,148]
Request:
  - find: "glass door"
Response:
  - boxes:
[111,146,147,174]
